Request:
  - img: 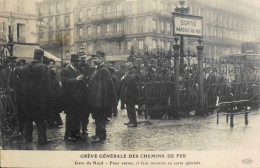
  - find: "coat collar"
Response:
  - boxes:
[97,64,105,69]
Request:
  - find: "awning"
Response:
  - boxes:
[13,43,61,62]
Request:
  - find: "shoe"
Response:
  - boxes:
[105,118,110,123]
[90,136,106,143]
[64,136,76,141]
[75,132,82,139]
[127,123,137,127]
[121,106,126,110]
[38,140,51,145]
[124,122,130,125]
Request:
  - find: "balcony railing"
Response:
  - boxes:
[91,11,124,21]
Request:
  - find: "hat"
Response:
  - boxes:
[92,51,105,58]
[19,59,26,64]
[34,49,44,61]
[70,54,81,61]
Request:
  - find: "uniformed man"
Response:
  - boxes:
[87,51,118,143]
[24,49,51,145]
[60,54,84,141]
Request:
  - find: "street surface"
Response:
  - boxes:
[3,107,260,151]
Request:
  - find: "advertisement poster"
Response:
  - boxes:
[0,0,260,168]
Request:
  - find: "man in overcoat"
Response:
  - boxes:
[24,49,51,144]
[124,66,139,127]
[87,51,118,143]
[60,54,84,141]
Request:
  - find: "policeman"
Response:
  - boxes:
[87,51,118,143]
[24,49,51,145]
[60,54,84,141]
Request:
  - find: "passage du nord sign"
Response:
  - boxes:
[173,13,203,38]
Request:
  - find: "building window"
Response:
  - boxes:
[87,9,92,19]
[116,23,121,33]
[56,3,60,13]
[127,41,132,50]
[152,0,157,10]
[106,24,111,34]
[161,41,165,49]
[161,22,164,33]
[167,42,171,50]
[138,40,143,50]
[79,27,83,38]
[17,23,26,43]
[66,1,70,10]
[166,3,171,11]
[138,1,144,13]
[49,5,53,15]
[87,26,91,35]
[97,25,101,35]
[49,19,53,30]
[17,0,25,12]
[126,2,133,14]
[86,43,91,53]
[166,23,170,34]
[107,6,111,14]
[138,20,144,33]
[97,7,101,15]
[65,16,70,28]
[56,17,60,29]
[116,3,122,12]
[65,50,70,59]
[161,2,164,10]
[152,39,157,49]
[79,11,83,22]
[152,19,157,32]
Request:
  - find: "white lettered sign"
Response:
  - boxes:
[173,13,203,37]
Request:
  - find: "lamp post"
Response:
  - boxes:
[175,1,189,72]
[60,27,63,68]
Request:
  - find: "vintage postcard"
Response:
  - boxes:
[0,0,260,167]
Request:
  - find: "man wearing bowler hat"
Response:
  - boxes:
[24,49,51,144]
[87,51,118,143]
[60,54,85,141]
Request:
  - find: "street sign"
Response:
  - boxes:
[173,13,203,38]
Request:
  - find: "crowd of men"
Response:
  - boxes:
[15,49,139,144]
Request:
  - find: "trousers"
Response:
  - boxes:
[24,118,47,144]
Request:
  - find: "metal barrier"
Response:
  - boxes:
[0,37,20,147]
[130,38,260,119]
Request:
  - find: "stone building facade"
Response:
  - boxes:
[36,0,260,60]
[0,0,37,43]
[36,0,76,60]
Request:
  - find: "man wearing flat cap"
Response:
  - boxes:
[23,49,51,144]
[60,54,85,141]
[87,51,118,143]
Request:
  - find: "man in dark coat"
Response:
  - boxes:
[23,49,51,144]
[60,54,84,141]
[87,51,118,143]
[124,66,139,127]
[108,67,119,117]
[47,59,63,127]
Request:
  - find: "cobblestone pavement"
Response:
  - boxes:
[3,108,260,151]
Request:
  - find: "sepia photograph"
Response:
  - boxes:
[0,0,260,167]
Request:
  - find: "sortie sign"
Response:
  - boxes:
[173,13,203,37]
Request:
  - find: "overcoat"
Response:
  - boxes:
[87,64,117,118]
[60,64,83,113]
[24,61,51,119]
